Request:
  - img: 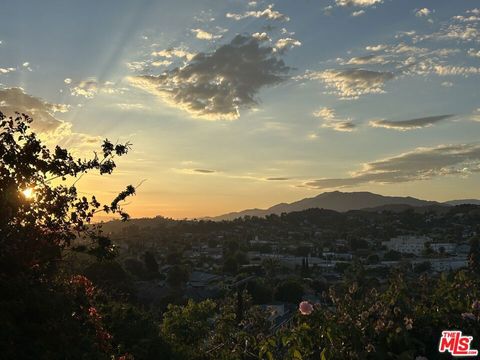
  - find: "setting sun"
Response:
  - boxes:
[22,188,34,199]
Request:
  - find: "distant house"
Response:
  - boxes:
[260,303,295,332]
[456,243,471,255]
[382,235,431,256]
[411,257,468,272]
[322,252,353,260]
[430,242,456,254]
[429,257,468,272]
[188,271,222,288]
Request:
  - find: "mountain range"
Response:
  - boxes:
[206,191,479,221]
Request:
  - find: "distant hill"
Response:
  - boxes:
[207,191,448,221]
[444,199,480,206]
[360,203,450,214]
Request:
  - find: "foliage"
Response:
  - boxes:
[0,112,133,276]
[161,299,217,358]
[275,279,304,304]
[100,301,173,360]
[167,265,189,288]
[0,112,134,359]
[260,270,480,359]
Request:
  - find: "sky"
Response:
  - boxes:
[0,0,479,219]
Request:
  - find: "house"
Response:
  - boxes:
[382,235,431,256]
[187,271,222,288]
[430,242,456,254]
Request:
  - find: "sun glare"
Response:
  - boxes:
[22,188,34,199]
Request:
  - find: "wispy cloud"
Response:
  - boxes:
[190,28,225,40]
[415,8,433,18]
[351,10,366,17]
[299,69,394,99]
[69,78,127,98]
[226,4,289,21]
[313,106,356,132]
[335,0,382,7]
[304,143,480,189]
[369,114,455,131]
[0,67,15,74]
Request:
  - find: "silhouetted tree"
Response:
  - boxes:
[144,251,159,274]
[0,112,134,358]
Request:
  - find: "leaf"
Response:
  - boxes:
[293,349,303,360]
[320,348,327,360]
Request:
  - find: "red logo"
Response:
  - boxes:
[439,331,478,357]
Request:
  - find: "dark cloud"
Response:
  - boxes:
[266,177,290,181]
[0,87,65,132]
[369,114,455,130]
[129,35,290,120]
[194,169,216,173]
[0,88,100,153]
[304,143,480,189]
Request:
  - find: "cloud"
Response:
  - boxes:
[226,4,290,21]
[313,107,335,120]
[70,78,127,98]
[335,0,382,7]
[369,114,454,131]
[191,28,223,40]
[266,177,290,181]
[313,106,356,132]
[471,108,480,122]
[304,143,480,189]
[252,32,270,41]
[0,67,15,74]
[0,87,66,132]
[352,10,366,17]
[151,60,173,67]
[365,44,387,52]
[151,48,195,61]
[415,8,432,17]
[344,54,389,65]
[175,168,218,175]
[116,103,146,111]
[129,35,290,120]
[275,37,301,51]
[468,48,480,58]
[0,87,100,152]
[414,11,480,43]
[194,169,216,173]
[434,65,480,76]
[70,78,98,98]
[323,121,356,132]
[300,69,394,99]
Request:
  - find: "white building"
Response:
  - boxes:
[412,257,468,272]
[382,235,431,256]
[430,242,456,254]
[429,257,468,272]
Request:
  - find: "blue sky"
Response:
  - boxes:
[1,0,479,218]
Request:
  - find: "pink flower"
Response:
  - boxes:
[472,300,480,311]
[299,301,313,315]
[462,312,476,321]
